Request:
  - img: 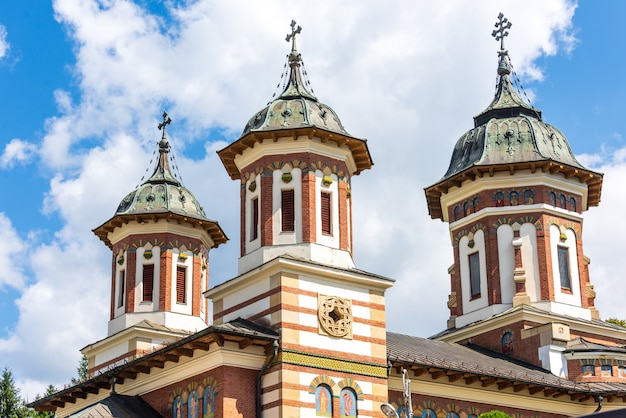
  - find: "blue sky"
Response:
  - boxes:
[0,0,625,399]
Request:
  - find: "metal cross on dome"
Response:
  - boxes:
[492,12,512,51]
[285,20,302,51]
[158,111,172,140]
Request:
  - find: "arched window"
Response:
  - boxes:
[421,409,436,418]
[453,205,461,221]
[203,385,216,417]
[472,196,480,212]
[172,395,183,418]
[188,390,199,418]
[494,192,504,207]
[315,385,332,417]
[339,388,357,418]
[524,189,534,204]
[548,191,556,206]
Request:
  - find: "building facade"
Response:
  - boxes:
[32,17,626,418]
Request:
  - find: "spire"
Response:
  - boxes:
[474,13,540,127]
[148,111,180,185]
[492,12,512,76]
[279,20,317,100]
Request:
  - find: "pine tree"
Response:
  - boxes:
[0,367,23,418]
[70,354,89,384]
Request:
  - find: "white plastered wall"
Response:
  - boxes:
[520,223,541,302]
[549,224,582,308]
[497,224,515,304]
[245,173,261,254]
[459,230,488,315]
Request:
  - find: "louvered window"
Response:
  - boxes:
[117,271,125,308]
[321,192,331,235]
[142,264,154,302]
[251,197,259,241]
[176,266,186,304]
[281,190,295,232]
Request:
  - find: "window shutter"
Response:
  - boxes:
[143,264,154,302]
[281,190,295,232]
[321,192,331,235]
[176,266,186,304]
[251,198,259,241]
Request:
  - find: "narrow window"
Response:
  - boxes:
[117,270,126,308]
[281,189,295,232]
[469,252,481,298]
[142,264,154,302]
[176,266,186,304]
[251,197,259,241]
[557,246,571,289]
[321,191,332,235]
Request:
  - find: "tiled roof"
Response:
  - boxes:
[69,394,162,418]
[387,332,626,395]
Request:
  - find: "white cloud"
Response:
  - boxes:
[0,139,37,169]
[8,0,625,400]
[0,213,28,290]
[0,24,9,59]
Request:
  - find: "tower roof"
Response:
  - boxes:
[218,21,373,180]
[425,14,603,220]
[94,112,227,248]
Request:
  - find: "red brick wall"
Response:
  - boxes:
[141,365,257,418]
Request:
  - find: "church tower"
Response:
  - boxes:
[218,21,372,275]
[208,22,392,417]
[425,14,603,331]
[86,114,227,374]
[423,14,626,380]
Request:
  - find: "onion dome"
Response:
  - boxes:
[425,14,602,220]
[218,21,373,179]
[94,112,227,248]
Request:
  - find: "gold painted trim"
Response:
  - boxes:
[280,350,387,378]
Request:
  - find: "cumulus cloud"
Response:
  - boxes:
[7,0,625,399]
[0,24,9,59]
[0,213,28,290]
[0,139,37,169]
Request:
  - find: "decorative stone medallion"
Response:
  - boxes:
[318,295,352,338]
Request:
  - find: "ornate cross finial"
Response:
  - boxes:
[492,12,512,51]
[158,111,172,140]
[285,20,302,52]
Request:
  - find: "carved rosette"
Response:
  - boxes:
[317,295,353,339]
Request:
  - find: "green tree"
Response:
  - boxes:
[479,411,512,418]
[0,367,23,418]
[606,318,626,328]
[70,354,89,385]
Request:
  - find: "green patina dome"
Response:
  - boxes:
[241,26,350,138]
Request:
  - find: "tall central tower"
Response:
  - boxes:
[209,22,392,417]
